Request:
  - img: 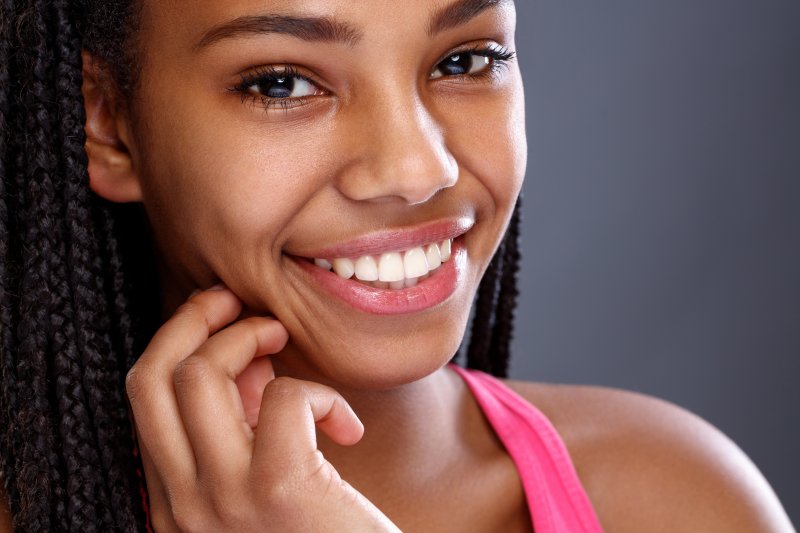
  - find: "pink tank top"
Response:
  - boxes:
[451,365,605,532]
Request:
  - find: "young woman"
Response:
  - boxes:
[0,0,793,531]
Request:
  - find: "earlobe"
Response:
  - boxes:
[81,51,143,203]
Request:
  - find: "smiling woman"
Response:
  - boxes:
[0,0,794,532]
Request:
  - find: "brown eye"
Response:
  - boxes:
[431,52,491,79]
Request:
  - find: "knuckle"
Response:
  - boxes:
[125,364,151,403]
[208,496,241,526]
[171,301,211,333]
[263,376,302,400]
[171,509,203,533]
[256,478,296,515]
[175,299,203,319]
[173,355,212,390]
[168,493,207,532]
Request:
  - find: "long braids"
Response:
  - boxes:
[465,197,522,378]
[1,0,150,530]
[0,0,522,529]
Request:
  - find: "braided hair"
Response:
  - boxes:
[0,0,522,529]
[465,197,522,377]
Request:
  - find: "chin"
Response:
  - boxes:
[274,306,470,392]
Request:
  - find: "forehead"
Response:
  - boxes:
[137,0,514,51]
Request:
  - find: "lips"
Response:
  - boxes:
[285,218,472,315]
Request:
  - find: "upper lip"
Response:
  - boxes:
[287,216,474,259]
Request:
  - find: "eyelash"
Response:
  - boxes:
[229,64,317,112]
[229,44,517,113]
[434,44,517,82]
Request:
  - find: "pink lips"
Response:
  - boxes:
[294,240,465,315]
[292,217,473,260]
[287,218,472,315]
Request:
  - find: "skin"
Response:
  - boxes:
[98,0,526,392]
[0,0,794,531]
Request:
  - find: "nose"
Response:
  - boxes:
[335,92,458,205]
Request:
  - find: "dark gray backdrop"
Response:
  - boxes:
[508,0,799,524]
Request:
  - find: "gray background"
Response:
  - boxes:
[508,0,799,524]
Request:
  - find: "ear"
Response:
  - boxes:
[81,50,143,203]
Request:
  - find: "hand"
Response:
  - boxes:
[126,286,400,532]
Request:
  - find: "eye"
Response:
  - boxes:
[230,65,326,111]
[430,51,493,79]
[244,74,318,99]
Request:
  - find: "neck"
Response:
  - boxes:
[304,364,521,532]
[315,366,471,495]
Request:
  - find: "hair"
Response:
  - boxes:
[0,0,522,530]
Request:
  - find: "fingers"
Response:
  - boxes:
[143,285,244,361]
[127,287,243,483]
[236,355,277,429]
[128,286,376,531]
[174,317,288,476]
[136,439,179,532]
[252,378,364,477]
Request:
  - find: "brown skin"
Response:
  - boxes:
[100,0,525,392]
[1,371,794,532]
[509,382,795,532]
[1,0,794,531]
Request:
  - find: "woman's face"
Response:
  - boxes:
[123,0,525,388]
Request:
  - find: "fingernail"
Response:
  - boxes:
[188,289,201,299]
[208,283,227,291]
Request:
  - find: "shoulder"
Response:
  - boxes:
[504,379,795,532]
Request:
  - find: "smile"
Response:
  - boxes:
[313,239,452,290]
[287,218,472,315]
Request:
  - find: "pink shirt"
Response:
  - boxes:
[451,365,605,532]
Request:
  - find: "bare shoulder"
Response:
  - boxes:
[504,380,795,532]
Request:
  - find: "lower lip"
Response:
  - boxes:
[291,241,465,315]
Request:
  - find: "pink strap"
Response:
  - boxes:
[451,365,604,532]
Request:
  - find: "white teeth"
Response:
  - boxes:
[440,239,451,262]
[313,238,453,289]
[378,252,405,282]
[403,247,429,278]
[425,243,442,271]
[354,255,379,281]
[332,258,355,279]
[315,258,333,271]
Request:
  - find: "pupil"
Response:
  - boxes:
[439,53,473,76]
[263,77,294,98]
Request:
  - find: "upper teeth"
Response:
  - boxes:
[314,239,452,285]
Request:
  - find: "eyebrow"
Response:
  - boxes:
[428,0,509,35]
[193,15,363,51]
[193,0,508,52]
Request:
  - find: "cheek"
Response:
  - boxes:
[134,101,336,275]
[443,80,526,226]
[477,82,527,206]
